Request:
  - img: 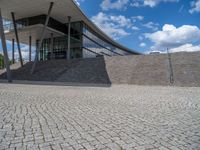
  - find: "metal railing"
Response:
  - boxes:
[167,48,174,84]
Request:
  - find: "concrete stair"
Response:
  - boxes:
[57,57,111,84]
[0,60,80,81]
[0,52,200,87]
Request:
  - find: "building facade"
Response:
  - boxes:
[4,15,139,61]
[1,0,140,63]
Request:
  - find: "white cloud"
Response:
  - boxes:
[101,0,129,10]
[132,15,144,22]
[145,44,200,54]
[6,44,36,62]
[145,24,200,50]
[110,15,132,28]
[130,1,140,7]
[131,0,179,8]
[143,22,159,31]
[145,50,164,54]
[91,12,137,39]
[189,0,200,14]
[132,26,140,30]
[169,44,200,53]
[140,42,146,47]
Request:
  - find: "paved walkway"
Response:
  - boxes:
[0,83,200,150]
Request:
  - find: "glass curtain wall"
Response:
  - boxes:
[70,21,82,59]
[82,23,130,58]
[39,21,82,60]
[38,21,132,60]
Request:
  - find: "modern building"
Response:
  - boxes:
[0,0,140,81]
[1,0,140,59]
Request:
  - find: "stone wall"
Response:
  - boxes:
[0,52,200,87]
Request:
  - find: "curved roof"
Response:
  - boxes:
[0,0,140,54]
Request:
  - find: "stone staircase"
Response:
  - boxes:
[57,57,111,84]
[0,60,80,81]
[0,52,200,87]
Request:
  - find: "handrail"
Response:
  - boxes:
[83,34,123,56]
[167,48,174,84]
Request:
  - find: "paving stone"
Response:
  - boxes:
[0,84,199,150]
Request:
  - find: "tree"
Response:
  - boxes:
[0,53,4,69]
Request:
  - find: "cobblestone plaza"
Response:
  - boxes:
[0,83,200,150]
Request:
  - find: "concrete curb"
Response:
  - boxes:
[0,79,111,87]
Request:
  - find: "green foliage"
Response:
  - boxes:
[0,54,4,69]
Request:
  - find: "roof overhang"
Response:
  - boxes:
[5,24,66,44]
[0,0,140,54]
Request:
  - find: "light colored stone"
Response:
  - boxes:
[0,83,199,150]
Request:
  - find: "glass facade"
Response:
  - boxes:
[39,21,82,60]
[82,23,131,58]
[28,17,135,61]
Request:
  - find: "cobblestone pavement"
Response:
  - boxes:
[0,83,200,150]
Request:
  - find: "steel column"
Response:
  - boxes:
[31,2,54,74]
[0,8,12,82]
[12,38,15,64]
[29,36,32,62]
[11,12,23,67]
[50,33,54,60]
[67,16,71,60]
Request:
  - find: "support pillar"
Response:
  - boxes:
[11,12,23,67]
[12,38,15,64]
[31,2,54,74]
[29,36,32,62]
[50,33,54,60]
[67,16,71,60]
[0,8,12,82]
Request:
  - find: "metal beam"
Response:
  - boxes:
[31,2,54,74]
[50,33,54,60]
[11,12,23,67]
[0,8,12,82]
[29,36,32,62]
[67,16,71,60]
[12,38,15,64]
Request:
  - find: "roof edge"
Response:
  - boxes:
[71,0,141,55]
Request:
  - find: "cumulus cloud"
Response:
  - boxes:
[140,42,146,47]
[132,15,144,22]
[131,0,179,8]
[145,44,200,54]
[132,26,140,30]
[145,24,200,50]
[91,12,138,39]
[101,0,129,10]
[169,44,200,53]
[6,43,36,62]
[189,0,200,14]
[143,22,159,31]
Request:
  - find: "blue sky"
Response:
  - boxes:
[1,0,200,57]
[76,0,200,53]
